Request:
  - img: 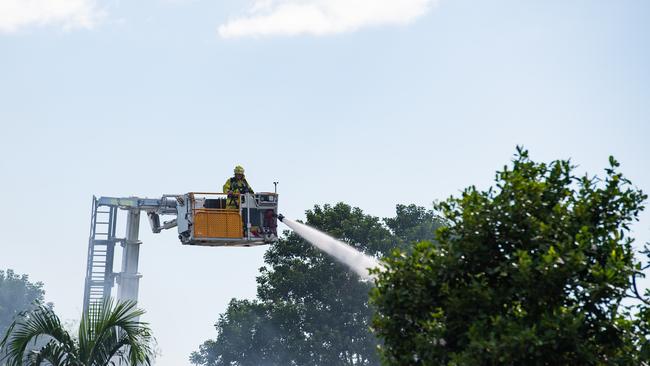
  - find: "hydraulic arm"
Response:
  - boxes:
[82,192,279,316]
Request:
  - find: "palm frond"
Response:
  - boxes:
[78,299,154,366]
[25,339,70,366]
[2,298,154,366]
[0,305,76,366]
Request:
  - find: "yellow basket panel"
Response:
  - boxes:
[194,209,242,239]
[193,211,208,238]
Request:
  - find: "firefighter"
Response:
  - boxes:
[223,165,254,208]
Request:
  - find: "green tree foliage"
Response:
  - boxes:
[384,204,439,247]
[0,269,47,338]
[0,299,154,366]
[191,203,441,366]
[371,149,649,365]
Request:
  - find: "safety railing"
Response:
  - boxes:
[189,193,244,240]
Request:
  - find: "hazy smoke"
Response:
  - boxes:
[281,218,383,280]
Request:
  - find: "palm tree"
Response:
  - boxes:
[0,299,154,366]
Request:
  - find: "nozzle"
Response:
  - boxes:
[277,214,285,222]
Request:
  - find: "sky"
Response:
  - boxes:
[1,0,649,364]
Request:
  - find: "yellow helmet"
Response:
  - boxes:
[234,165,245,175]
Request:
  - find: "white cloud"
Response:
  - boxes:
[218,0,438,38]
[0,0,102,33]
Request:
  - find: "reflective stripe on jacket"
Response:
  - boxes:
[222,177,254,194]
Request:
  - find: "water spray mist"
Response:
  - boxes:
[278,215,383,281]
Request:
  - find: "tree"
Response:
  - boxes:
[191,203,441,366]
[0,269,47,338]
[1,299,154,366]
[384,204,440,247]
[371,148,650,365]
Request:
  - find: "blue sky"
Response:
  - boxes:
[1,0,649,365]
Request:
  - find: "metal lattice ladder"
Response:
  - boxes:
[82,196,118,316]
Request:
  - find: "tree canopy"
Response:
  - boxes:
[191,203,441,366]
[371,149,649,365]
[0,269,47,338]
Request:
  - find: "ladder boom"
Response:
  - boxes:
[82,195,178,316]
[81,191,279,316]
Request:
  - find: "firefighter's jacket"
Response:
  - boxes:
[223,176,254,208]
